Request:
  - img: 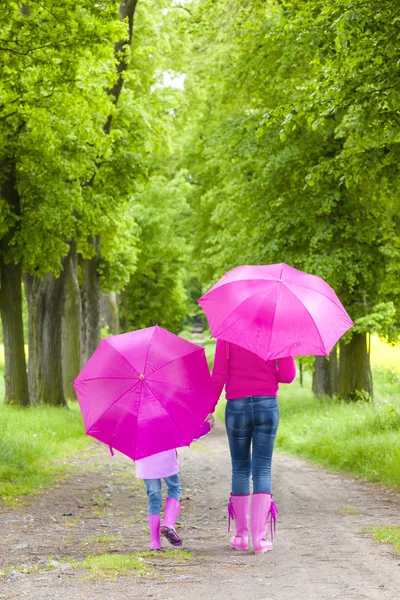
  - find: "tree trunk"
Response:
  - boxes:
[0,259,30,405]
[104,0,139,134]
[24,271,67,407]
[78,0,138,352]
[100,292,119,336]
[41,271,68,406]
[24,274,44,405]
[80,237,101,366]
[119,289,129,332]
[0,166,30,406]
[312,345,338,398]
[312,356,331,398]
[329,345,339,396]
[338,333,372,401]
[62,242,81,401]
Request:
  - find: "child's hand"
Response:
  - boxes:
[205,413,215,429]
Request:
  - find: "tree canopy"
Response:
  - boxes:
[0,0,399,404]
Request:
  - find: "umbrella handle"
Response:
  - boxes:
[109,443,114,457]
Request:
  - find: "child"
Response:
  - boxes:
[135,421,213,551]
[135,449,182,551]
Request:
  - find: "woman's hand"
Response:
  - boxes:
[205,413,215,429]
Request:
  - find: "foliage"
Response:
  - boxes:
[373,367,400,401]
[0,0,190,289]
[120,173,191,333]
[175,0,400,340]
[0,0,125,274]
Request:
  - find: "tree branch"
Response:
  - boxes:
[0,38,71,56]
[170,4,192,16]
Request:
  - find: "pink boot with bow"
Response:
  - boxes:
[227,494,250,551]
[251,493,278,555]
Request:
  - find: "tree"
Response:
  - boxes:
[0,0,125,404]
[120,174,191,334]
[174,0,400,399]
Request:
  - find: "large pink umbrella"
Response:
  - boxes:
[198,263,354,361]
[72,325,217,460]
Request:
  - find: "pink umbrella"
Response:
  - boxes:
[198,263,354,361]
[72,325,217,460]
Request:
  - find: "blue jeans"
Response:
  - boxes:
[144,474,181,515]
[225,396,279,495]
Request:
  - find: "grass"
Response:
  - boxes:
[1,334,399,503]
[73,549,193,580]
[366,526,400,554]
[215,368,400,489]
[0,399,90,503]
[334,507,360,516]
[274,385,400,488]
[88,535,121,544]
[276,385,400,489]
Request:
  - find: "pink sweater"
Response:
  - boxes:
[211,340,296,402]
[135,450,178,479]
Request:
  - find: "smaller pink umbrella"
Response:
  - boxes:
[198,263,354,361]
[73,325,217,460]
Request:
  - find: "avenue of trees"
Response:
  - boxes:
[0,0,399,407]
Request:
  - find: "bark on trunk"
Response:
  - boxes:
[41,272,67,406]
[0,166,30,406]
[312,356,331,398]
[24,271,67,407]
[62,242,81,401]
[119,289,129,333]
[298,359,303,387]
[312,346,338,398]
[100,292,119,335]
[80,237,101,366]
[104,0,139,134]
[330,346,339,396]
[79,0,138,349]
[338,333,372,401]
[0,259,30,405]
[24,274,44,405]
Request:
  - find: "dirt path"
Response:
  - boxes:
[1,422,399,600]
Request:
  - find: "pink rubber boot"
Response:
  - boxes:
[251,493,278,555]
[148,514,162,551]
[160,498,183,546]
[227,494,250,551]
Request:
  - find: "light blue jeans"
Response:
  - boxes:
[225,396,279,495]
[144,474,181,515]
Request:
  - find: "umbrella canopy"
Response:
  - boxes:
[73,325,217,460]
[198,263,354,361]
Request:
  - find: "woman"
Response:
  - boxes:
[211,340,296,554]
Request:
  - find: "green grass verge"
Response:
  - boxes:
[275,387,400,488]
[366,526,400,554]
[0,401,90,503]
[215,381,400,489]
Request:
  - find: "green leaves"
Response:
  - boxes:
[121,173,191,333]
[0,0,124,273]
[172,0,400,338]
